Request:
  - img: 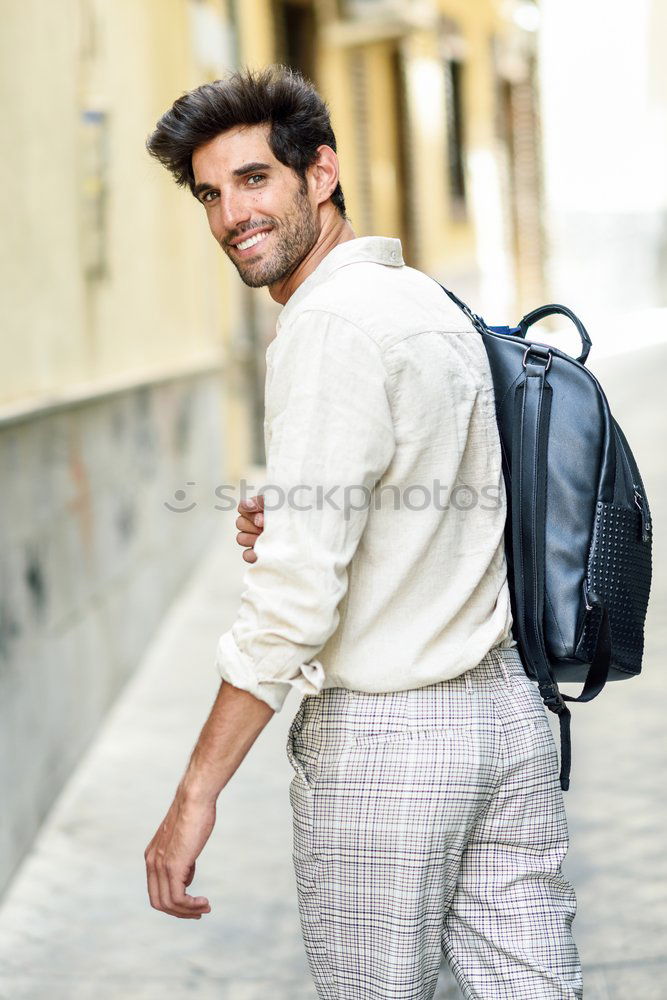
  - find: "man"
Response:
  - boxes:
[143,65,583,999]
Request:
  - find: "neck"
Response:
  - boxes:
[268,205,356,306]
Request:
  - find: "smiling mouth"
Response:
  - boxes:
[232,230,272,253]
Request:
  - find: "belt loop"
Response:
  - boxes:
[464,668,473,694]
[497,650,511,685]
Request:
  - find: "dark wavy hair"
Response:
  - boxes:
[146,64,347,218]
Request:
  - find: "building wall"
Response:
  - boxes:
[269,0,543,325]
[1,0,230,404]
[0,372,224,893]
[0,0,248,896]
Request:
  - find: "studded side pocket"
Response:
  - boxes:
[577,500,652,673]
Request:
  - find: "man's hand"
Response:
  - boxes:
[144,681,274,920]
[236,494,264,563]
[144,784,215,919]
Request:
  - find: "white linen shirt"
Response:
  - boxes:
[215,236,516,712]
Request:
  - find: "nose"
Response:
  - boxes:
[217,186,252,237]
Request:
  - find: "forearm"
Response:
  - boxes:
[179,680,275,803]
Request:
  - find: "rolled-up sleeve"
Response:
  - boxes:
[214,308,396,711]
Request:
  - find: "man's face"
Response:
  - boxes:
[191,124,320,288]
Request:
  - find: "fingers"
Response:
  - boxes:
[167,868,210,916]
[236,534,257,551]
[236,510,263,557]
[236,513,263,534]
[238,494,264,514]
[145,849,210,919]
[146,858,163,915]
[236,522,261,552]
[236,497,264,563]
[155,860,186,918]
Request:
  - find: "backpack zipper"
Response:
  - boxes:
[613,419,651,542]
[633,486,652,543]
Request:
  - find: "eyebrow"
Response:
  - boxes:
[231,161,272,177]
[193,162,272,198]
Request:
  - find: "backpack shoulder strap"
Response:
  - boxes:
[439,283,612,792]
[513,350,573,788]
[512,347,612,791]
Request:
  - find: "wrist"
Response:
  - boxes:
[178,769,222,806]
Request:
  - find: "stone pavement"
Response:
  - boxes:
[0,343,664,999]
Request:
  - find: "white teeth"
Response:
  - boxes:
[236,231,270,251]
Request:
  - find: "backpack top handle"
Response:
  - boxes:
[518,304,592,366]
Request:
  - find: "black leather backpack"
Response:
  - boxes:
[440,285,653,791]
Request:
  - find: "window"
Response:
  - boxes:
[390,46,418,265]
[444,57,467,219]
[274,0,317,82]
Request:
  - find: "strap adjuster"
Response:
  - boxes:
[539,681,565,712]
[522,345,552,372]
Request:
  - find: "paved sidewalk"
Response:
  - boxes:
[0,343,664,999]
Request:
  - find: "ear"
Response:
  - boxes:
[309,145,339,207]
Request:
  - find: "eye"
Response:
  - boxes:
[247,174,266,185]
[201,190,219,204]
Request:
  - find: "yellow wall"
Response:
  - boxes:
[236,0,276,67]
[317,43,363,232]
[362,42,403,241]
[0,0,534,434]
[0,0,233,409]
[307,0,524,309]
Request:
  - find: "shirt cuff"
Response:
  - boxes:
[214,630,327,712]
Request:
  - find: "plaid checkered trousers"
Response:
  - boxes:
[286,644,583,999]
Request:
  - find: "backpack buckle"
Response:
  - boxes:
[539,681,565,712]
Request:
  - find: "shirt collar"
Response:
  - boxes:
[276,236,404,331]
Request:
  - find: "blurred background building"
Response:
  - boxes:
[1,0,665,904]
[539,0,667,353]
